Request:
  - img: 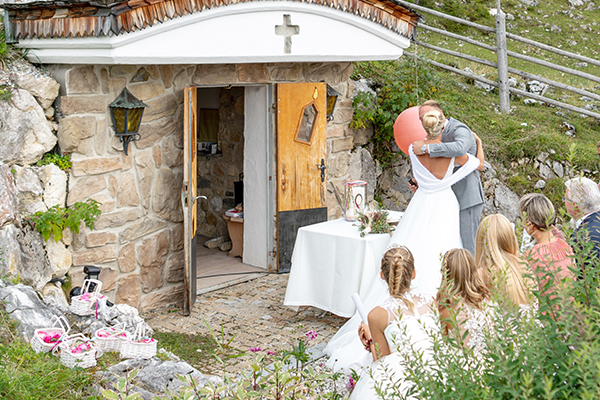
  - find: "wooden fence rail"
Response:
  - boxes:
[396,0,600,120]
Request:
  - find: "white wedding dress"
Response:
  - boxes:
[350,292,439,400]
[325,145,479,373]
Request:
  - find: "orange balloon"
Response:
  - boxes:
[393,106,427,155]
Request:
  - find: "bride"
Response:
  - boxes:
[325,109,485,373]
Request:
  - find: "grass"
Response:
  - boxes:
[0,308,100,400]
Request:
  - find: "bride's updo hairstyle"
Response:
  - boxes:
[439,248,490,310]
[381,245,415,302]
[421,110,444,139]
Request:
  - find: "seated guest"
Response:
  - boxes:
[475,214,532,306]
[518,193,574,295]
[350,244,438,400]
[564,177,600,273]
[437,248,491,355]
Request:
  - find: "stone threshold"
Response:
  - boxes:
[196,272,268,295]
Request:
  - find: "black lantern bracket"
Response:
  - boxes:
[109,88,148,156]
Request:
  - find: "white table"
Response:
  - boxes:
[283,213,402,318]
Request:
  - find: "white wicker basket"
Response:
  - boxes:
[58,334,102,369]
[31,316,70,354]
[120,324,157,359]
[94,325,129,352]
[70,279,103,316]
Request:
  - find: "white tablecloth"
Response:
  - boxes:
[283,214,402,318]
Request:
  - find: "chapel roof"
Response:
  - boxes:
[2,0,421,41]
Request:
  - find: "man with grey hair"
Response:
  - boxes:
[564,176,600,271]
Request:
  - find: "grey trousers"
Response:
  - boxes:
[460,203,484,256]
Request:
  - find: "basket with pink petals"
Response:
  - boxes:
[94,325,129,352]
[120,324,157,359]
[57,333,103,369]
[70,279,106,316]
[31,315,70,354]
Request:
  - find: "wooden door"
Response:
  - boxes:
[182,87,198,315]
[276,83,328,272]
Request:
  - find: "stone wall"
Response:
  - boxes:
[54,62,358,312]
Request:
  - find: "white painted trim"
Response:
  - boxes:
[16,2,411,64]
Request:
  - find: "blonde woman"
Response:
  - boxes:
[518,193,574,295]
[351,244,438,400]
[475,214,532,306]
[438,248,491,354]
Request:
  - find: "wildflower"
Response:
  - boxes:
[249,347,262,353]
[305,330,318,341]
[267,350,275,356]
[346,377,356,391]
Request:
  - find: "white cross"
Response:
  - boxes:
[275,14,299,54]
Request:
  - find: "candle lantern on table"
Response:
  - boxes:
[344,180,367,222]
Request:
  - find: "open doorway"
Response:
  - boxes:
[192,85,272,293]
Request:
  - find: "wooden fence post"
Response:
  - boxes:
[495,1,510,113]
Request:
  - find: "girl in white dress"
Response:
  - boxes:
[350,244,438,400]
[326,110,485,372]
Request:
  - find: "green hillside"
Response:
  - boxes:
[354,0,600,207]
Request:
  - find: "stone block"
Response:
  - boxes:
[128,82,165,102]
[44,239,72,278]
[110,65,138,77]
[192,64,237,85]
[66,66,100,94]
[85,231,117,248]
[72,157,123,176]
[60,95,108,114]
[237,64,270,83]
[331,137,354,153]
[57,115,97,154]
[90,193,116,213]
[159,65,173,88]
[153,145,162,167]
[166,251,184,283]
[118,242,137,273]
[67,175,107,205]
[122,152,133,171]
[0,166,19,227]
[162,137,183,168]
[37,164,67,209]
[117,172,141,207]
[137,230,169,269]
[94,208,144,230]
[121,218,167,243]
[140,262,164,293]
[136,116,176,149]
[326,124,344,138]
[143,94,179,123]
[170,224,184,251]
[14,73,60,110]
[267,63,302,81]
[116,273,141,310]
[140,284,184,313]
[72,245,118,266]
[134,150,155,210]
[153,169,184,222]
[108,175,118,197]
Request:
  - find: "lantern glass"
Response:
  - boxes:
[112,108,127,134]
[127,108,143,133]
[326,95,337,117]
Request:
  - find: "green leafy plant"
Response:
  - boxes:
[101,368,143,400]
[36,153,73,171]
[26,199,102,242]
[201,317,243,365]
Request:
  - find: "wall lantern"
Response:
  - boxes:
[109,88,148,155]
[326,84,341,122]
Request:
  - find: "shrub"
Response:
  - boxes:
[25,199,102,242]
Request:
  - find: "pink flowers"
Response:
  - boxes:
[71,342,92,354]
[38,331,62,343]
[266,350,275,356]
[249,347,262,353]
[346,376,356,390]
[305,330,318,342]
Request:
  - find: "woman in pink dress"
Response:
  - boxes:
[518,193,574,296]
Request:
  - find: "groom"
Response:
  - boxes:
[412,100,484,255]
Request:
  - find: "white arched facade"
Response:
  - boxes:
[16,1,411,64]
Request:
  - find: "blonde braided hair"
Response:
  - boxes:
[381,245,415,309]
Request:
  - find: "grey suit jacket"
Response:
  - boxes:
[427,117,484,210]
